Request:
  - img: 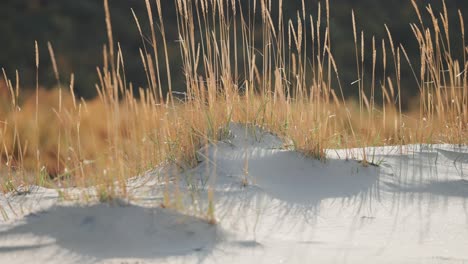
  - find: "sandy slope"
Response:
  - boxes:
[1,124,467,263]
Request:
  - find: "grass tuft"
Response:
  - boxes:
[0,0,466,219]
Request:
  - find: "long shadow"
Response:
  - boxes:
[395,179,468,198]
[371,148,468,248]
[379,149,468,199]
[0,244,52,253]
[211,150,381,206]
[188,131,382,234]
[0,203,221,261]
[177,123,380,211]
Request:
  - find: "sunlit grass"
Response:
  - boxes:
[0,0,466,221]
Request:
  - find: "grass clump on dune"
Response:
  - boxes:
[0,0,466,218]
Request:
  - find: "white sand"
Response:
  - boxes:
[1,123,467,263]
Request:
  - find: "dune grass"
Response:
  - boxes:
[0,0,466,220]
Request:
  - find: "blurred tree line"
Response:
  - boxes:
[0,0,466,103]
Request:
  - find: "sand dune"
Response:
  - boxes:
[1,124,467,263]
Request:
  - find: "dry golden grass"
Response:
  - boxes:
[0,0,466,219]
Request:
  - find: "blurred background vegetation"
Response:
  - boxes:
[1,0,466,104]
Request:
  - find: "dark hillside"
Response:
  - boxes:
[0,0,466,102]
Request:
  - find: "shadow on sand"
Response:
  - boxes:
[0,203,220,261]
